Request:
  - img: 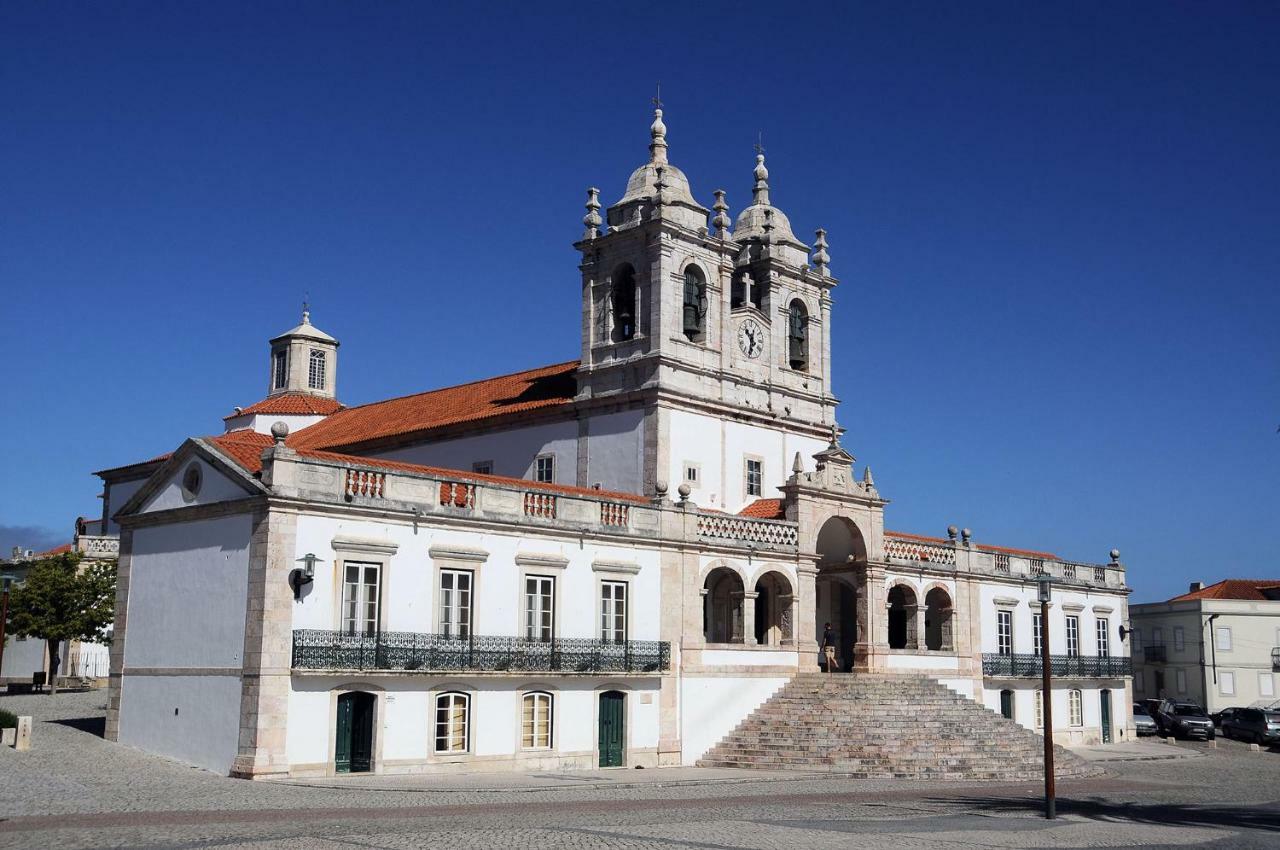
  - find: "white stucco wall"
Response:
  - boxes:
[124,514,253,668]
[140,457,250,515]
[975,581,1126,659]
[0,635,46,681]
[223,412,327,435]
[666,409,827,512]
[583,409,645,493]
[118,674,245,773]
[679,676,789,765]
[104,477,147,533]
[373,420,579,486]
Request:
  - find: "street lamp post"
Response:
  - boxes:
[0,575,15,680]
[1037,572,1056,820]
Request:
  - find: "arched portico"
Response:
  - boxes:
[814,516,868,671]
[753,570,794,646]
[887,583,918,650]
[703,566,745,644]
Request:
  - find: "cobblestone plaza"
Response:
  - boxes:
[1,691,1276,849]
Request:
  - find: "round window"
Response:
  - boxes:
[181,463,203,501]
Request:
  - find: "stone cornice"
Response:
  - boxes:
[331,535,399,556]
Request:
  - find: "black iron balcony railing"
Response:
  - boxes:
[1144,645,1168,663]
[292,629,670,674]
[982,653,1133,678]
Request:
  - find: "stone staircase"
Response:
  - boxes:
[697,673,1099,781]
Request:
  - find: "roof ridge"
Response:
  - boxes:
[323,359,579,416]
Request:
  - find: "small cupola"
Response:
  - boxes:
[267,306,339,399]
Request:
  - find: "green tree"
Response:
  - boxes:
[6,553,115,695]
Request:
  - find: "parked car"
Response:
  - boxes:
[1142,698,1163,718]
[1133,703,1158,736]
[1211,707,1242,728]
[1221,708,1280,745]
[1157,700,1215,740]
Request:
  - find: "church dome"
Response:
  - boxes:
[616,160,697,207]
[731,153,808,249]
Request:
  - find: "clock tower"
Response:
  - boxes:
[575,108,840,510]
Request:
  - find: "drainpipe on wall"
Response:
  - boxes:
[1206,612,1219,687]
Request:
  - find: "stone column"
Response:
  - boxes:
[104,527,134,743]
[778,593,795,644]
[913,603,925,651]
[796,562,819,669]
[859,563,886,671]
[230,507,297,779]
[742,591,759,646]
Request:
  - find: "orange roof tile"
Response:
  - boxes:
[35,543,73,557]
[291,361,579,453]
[886,530,1061,561]
[739,498,786,519]
[1168,579,1280,603]
[225,393,344,420]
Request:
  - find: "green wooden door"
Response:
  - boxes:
[335,693,354,773]
[335,691,375,774]
[1100,689,1113,744]
[598,691,625,767]
[999,689,1014,720]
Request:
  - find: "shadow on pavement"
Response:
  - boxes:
[933,795,1280,832]
[47,716,105,738]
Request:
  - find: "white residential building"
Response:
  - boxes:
[100,109,1133,777]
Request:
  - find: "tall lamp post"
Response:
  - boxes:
[0,574,15,680]
[1037,572,1056,820]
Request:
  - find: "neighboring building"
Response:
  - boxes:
[1131,579,1280,712]
[100,108,1133,778]
[1,524,118,685]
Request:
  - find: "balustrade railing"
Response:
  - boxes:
[982,653,1132,678]
[75,535,120,558]
[1144,645,1168,663]
[884,537,957,565]
[696,514,799,548]
[523,492,557,519]
[292,629,670,674]
[994,553,1010,574]
[600,502,629,527]
[439,480,476,509]
[344,468,386,500]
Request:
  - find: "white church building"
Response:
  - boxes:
[100,109,1133,778]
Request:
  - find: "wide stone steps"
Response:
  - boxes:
[697,672,1097,781]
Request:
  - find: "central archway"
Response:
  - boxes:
[703,567,744,644]
[814,516,868,672]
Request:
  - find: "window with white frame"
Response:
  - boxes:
[684,463,700,487]
[997,610,1013,656]
[1096,618,1110,658]
[1065,616,1080,658]
[1173,626,1185,652]
[535,454,555,483]
[1069,689,1083,726]
[308,349,326,390]
[745,458,763,497]
[1260,674,1275,699]
[1216,627,1232,651]
[1034,690,1044,728]
[1176,668,1187,694]
[1032,612,1043,655]
[1219,671,1235,696]
[439,569,472,638]
[525,575,555,642]
[434,692,469,753]
[521,691,553,749]
[601,581,627,643]
[341,562,380,636]
[273,349,288,389]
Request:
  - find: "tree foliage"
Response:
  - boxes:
[6,553,116,693]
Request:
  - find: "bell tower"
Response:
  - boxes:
[267,306,339,399]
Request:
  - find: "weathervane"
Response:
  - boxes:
[652,82,662,111]
[755,131,765,157]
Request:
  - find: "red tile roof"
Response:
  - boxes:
[886,530,1061,561]
[35,543,73,557]
[225,393,344,420]
[202,430,649,505]
[291,361,579,453]
[1169,579,1280,602]
[739,498,786,519]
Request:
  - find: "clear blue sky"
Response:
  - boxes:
[1,3,1276,602]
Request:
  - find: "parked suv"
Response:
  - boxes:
[1222,708,1280,745]
[1133,703,1158,736]
[1157,700,1215,740]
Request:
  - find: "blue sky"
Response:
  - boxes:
[1,2,1276,602]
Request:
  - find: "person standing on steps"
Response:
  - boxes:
[821,622,837,673]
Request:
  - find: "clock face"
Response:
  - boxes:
[737,319,765,358]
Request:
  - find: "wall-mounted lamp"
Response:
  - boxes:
[290,553,318,601]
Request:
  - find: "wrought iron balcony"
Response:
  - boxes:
[292,629,670,675]
[982,653,1133,678]
[1143,645,1168,663]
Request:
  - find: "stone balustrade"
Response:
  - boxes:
[883,533,1126,590]
[696,513,799,550]
[883,536,957,565]
[75,535,120,558]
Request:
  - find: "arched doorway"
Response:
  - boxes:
[814,517,867,671]
[335,690,375,774]
[753,571,794,646]
[703,567,744,644]
[924,587,954,651]
[887,585,918,649]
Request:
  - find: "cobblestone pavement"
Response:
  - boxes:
[1,691,1277,849]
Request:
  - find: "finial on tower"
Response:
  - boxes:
[812,228,830,276]
[829,423,840,447]
[653,164,668,211]
[583,187,602,239]
[792,451,804,475]
[649,89,668,165]
[752,147,770,206]
[302,296,311,325]
[712,190,730,237]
